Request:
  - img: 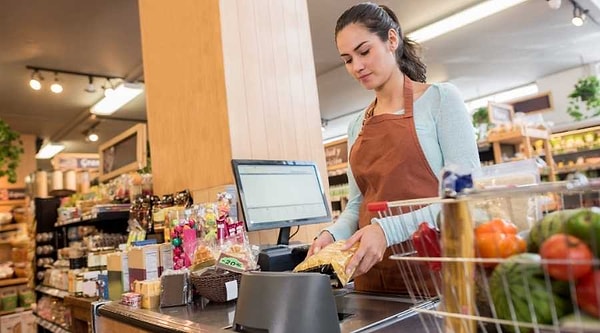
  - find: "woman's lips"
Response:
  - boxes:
[359,73,371,82]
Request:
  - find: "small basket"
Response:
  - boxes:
[190,268,242,303]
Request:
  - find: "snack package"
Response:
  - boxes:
[293,240,359,286]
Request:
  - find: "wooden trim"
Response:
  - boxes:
[98,124,147,182]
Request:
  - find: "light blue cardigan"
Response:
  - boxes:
[323,82,480,246]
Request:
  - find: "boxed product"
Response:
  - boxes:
[107,252,129,301]
[132,279,160,309]
[158,243,173,276]
[17,285,35,308]
[128,244,159,290]
[159,270,190,307]
[0,310,35,333]
[0,287,17,312]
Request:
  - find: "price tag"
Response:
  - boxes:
[219,257,243,270]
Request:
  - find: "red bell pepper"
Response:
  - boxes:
[412,222,442,271]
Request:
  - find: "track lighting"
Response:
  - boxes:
[570,0,589,27]
[29,70,42,91]
[83,122,100,142]
[25,65,123,96]
[103,78,115,97]
[50,73,63,94]
[85,76,96,93]
[87,131,99,142]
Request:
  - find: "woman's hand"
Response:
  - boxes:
[343,223,387,277]
[308,230,335,256]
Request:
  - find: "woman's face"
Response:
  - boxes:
[336,23,398,90]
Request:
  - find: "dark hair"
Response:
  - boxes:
[335,2,426,83]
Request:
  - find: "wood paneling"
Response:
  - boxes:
[139,0,331,245]
[138,0,232,195]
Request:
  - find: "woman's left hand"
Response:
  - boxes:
[342,223,387,278]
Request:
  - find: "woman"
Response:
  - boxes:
[309,2,480,293]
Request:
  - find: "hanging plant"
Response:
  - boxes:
[567,76,600,121]
[472,106,489,126]
[0,119,24,183]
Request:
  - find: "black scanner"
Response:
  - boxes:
[257,244,309,272]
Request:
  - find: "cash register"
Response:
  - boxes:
[231,159,332,271]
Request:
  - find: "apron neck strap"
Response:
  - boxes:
[363,74,415,123]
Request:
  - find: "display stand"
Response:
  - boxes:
[487,127,556,181]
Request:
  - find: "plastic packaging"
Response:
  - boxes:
[293,240,359,286]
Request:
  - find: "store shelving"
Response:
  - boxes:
[0,277,28,287]
[54,210,129,227]
[36,285,69,299]
[0,223,26,233]
[35,315,71,333]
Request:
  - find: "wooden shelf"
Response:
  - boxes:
[0,223,26,232]
[0,200,26,206]
[36,285,69,299]
[0,277,28,287]
[35,314,71,333]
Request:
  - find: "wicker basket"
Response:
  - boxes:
[190,268,242,303]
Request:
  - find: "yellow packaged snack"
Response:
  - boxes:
[293,240,359,286]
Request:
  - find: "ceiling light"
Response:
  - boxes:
[29,70,42,90]
[84,76,96,93]
[547,0,562,10]
[407,0,528,43]
[87,132,99,142]
[36,142,65,159]
[90,82,144,115]
[103,78,115,97]
[466,83,539,111]
[50,73,63,94]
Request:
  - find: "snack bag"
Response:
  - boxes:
[293,240,359,286]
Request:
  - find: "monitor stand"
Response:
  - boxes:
[257,227,308,271]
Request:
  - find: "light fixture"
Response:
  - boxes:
[36,141,65,159]
[407,0,528,43]
[466,83,539,111]
[84,76,96,93]
[102,78,114,97]
[571,2,587,26]
[547,0,562,10]
[29,70,43,90]
[90,82,144,115]
[321,118,328,132]
[50,73,63,94]
[87,131,99,142]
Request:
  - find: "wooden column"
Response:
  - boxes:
[138,0,330,244]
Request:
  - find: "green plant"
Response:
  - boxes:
[567,76,600,121]
[472,106,489,125]
[0,119,24,183]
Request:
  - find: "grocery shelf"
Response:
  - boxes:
[54,210,129,227]
[0,277,28,287]
[0,307,31,317]
[35,315,71,333]
[36,285,69,299]
[0,223,26,233]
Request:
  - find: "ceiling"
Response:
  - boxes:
[1,0,600,159]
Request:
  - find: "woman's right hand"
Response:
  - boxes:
[308,230,335,256]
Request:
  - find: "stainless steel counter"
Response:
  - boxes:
[96,290,441,333]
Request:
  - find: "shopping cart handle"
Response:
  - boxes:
[367,202,388,212]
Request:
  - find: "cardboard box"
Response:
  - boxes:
[0,310,36,333]
[158,243,173,276]
[133,279,160,309]
[107,252,129,300]
[128,245,159,290]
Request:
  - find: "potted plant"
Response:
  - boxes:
[567,76,600,121]
[0,119,24,183]
[472,106,490,142]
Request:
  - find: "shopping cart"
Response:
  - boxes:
[368,180,600,333]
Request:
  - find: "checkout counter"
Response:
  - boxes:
[93,285,440,333]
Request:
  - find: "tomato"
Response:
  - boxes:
[576,270,600,318]
[539,233,593,281]
[475,219,526,267]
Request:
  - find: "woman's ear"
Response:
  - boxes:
[387,28,399,52]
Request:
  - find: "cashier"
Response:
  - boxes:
[309,2,480,293]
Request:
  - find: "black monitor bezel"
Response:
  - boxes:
[231,159,332,234]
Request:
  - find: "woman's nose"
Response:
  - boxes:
[352,59,364,73]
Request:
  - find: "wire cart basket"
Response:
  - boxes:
[368,180,600,333]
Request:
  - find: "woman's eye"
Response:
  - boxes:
[343,58,352,64]
[360,49,370,56]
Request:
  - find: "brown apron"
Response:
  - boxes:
[349,75,439,294]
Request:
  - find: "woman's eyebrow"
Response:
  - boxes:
[340,41,368,57]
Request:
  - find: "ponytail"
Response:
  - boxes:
[397,36,427,83]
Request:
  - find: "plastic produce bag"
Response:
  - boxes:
[293,240,359,286]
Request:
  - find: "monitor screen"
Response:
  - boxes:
[231,159,331,244]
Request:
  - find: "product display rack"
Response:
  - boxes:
[35,285,68,299]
